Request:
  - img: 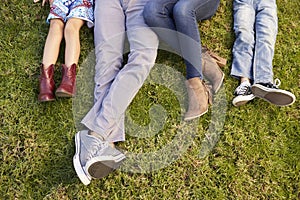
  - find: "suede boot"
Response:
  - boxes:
[56,63,76,97]
[202,46,227,67]
[184,77,212,121]
[38,64,55,102]
[202,50,225,94]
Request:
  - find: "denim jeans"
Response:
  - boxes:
[81,0,159,142]
[144,0,220,79]
[230,0,278,84]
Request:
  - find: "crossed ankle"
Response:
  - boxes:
[89,131,115,147]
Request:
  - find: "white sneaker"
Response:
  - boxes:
[252,79,296,106]
[73,130,126,185]
[232,81,255,107]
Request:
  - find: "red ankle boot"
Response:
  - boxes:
[38,64,55,102]
[55,63,76,97]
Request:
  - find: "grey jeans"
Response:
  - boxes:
[81,0,159,142]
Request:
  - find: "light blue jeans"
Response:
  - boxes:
[81,0,159,142]
[143,0,220,79]
[230,0,278,84]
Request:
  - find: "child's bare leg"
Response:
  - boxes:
[64,18,85,67]
[42,19,64,68]
[241,77,250,83]
[55,18,84,98]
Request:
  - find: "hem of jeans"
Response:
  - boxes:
[81,120,125,143]
[253,78,273,85]
[81,119,107,139]
[230,73,253,82]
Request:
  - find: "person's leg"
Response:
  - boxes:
[81,0,126,142]
[231,0,255,80]
[42,19,64,67]
[251,0,295,106]
[173,0,219,120]
[143,0,180,53]
[38,19,64,102]
[144,0,204,79]
[55,18,85,97]
[56,0,94,97]
[252,0,277,84]
[73,0,127,185]
[63,0,94,66]
[144,0,224,88]
[84,0,159,141]
[230,0,256,106]
[64,18,85,66]
[232,76,255,107]
[173,0,220,79]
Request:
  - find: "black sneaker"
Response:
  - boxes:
[232,81,255,107]
[252,79,296,106]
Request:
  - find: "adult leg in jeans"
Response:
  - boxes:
[74,0,158,185]
[173,0,220,120]
[144,0,220,79]
[82,0,159,142]
[144,0,220,120]
[81,0,126,142]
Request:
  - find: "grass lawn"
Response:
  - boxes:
[0,0,299,199]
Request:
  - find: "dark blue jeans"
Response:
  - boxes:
[144,0,220,79]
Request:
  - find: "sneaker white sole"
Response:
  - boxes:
[232,94,255,107]
[86,153,126,179]
[252,84,296,106]
[73,132,91,185]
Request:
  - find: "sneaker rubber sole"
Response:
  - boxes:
[232,94,255,107]
[73,132,92,185]
[85,153,126,179]
[252,84,296,106]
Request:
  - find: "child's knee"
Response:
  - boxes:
[64,18,84,35]
[49,19,64,30]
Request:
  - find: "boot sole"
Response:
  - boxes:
[38,98,55,102]
[213,71,225,94]
[38,95,55,102]
[55,89,74,98]
[184,108,208,121]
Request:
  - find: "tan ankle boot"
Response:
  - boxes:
[202,50,225,94]
[184,77,212,121]
[202,46,227,67]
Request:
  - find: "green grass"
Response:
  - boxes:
[0,0,299,199]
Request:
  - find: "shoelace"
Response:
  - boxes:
[235,83,250,95]
[262,78,281,89]
[86,135,108,161]
[274,78,281,88]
